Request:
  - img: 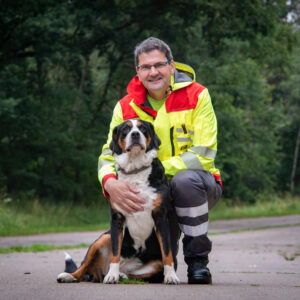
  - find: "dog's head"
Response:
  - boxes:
[109,120,161,155]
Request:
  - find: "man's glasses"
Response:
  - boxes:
[137,60,170,73]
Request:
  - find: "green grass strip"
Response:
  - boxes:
[119,278,148,284]
[0,243,89,254]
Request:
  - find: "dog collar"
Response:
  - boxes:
[117,165,150,175]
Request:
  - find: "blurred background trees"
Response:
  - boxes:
[0,0,299,204]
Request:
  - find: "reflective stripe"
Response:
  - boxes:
[176,128,194,135]
[181,151,203,170]
[177,137,193,143]
[190,146,217,159]
[179,222,208,237]
[98,160,114,172]
[175,202,208,218]
[102,149,113,156]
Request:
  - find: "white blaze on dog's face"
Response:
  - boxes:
[123,120,147,155]
[110,119,160,156]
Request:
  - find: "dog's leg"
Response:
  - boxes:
[153,195,180,284]
[103,210,125,284]
[127,260,163,280]
[57,233,111,283]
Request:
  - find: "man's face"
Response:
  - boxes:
[136,50,175,96]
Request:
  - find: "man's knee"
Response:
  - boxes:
[170,170,221,209]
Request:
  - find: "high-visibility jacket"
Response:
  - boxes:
[98,62,222,197]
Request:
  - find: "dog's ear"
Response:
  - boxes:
[147,122,161,151]
[109,125,123,155]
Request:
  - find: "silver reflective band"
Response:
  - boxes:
[98,160,114,172]
[181,151,203,169]
[177,137,193,143]
[176,128,194,135]
[179,222,208,237]
[175,202,208,217]
[102,149,113,156]
[190,146,217,159]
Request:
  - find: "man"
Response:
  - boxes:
[98,37,222,284]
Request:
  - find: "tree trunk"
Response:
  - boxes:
[291,124,300,195]
[68,55,89,134]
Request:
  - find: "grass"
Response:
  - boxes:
[0,243,89,254]
[209,194,300,220]
[0,198,110,236]
[0,194,300,237]
[119,278,148,284]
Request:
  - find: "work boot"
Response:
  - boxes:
[185,256,212,284]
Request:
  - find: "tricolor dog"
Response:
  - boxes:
[57,119,180,284]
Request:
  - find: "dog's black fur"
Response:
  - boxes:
[57,120,180,284]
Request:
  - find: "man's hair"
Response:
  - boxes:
[134,37,173,66]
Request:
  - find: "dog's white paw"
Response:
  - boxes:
[164,266,180,285]
[57,272,77,283]
[103,272,120,284]
[103,263,120,284]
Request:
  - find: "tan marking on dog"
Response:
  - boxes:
[71,233,111,281]
[156,231,174,267]
[118,137,127,153]
[110,231,123,263]
[153,194,163,212]
[127,260,163,279]
[145,135,151,149]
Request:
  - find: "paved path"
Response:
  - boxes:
[0,215,299,300]
[1,214,299,248]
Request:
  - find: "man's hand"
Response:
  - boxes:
[104,178,146,213]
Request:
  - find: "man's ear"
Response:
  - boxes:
[136,67,141,81]
[109,125,122,155]
[170,60,175,75]
[147,122,161,151]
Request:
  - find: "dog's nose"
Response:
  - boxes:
[131,131,140,139]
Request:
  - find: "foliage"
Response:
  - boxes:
[0,0,299,204]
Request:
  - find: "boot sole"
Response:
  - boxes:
[188,275,212,284]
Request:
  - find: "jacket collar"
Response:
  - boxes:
[126,62,196,117]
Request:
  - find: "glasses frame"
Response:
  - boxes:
[137,60,170,72]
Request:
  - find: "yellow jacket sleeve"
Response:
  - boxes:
[162,89,220,178]
[98,102,123,197]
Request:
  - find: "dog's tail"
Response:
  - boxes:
[64,252,78,273]
[62,252,92,282]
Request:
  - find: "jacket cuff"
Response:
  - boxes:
[213,173,223,190]
[102,174,117,198]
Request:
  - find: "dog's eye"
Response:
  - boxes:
[139,126,148,136]
[120,125,131,138]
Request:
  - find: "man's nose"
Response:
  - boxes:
[149,66,159,74]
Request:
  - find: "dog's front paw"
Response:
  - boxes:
[164,266,180,284]
[57,272,78,283]
[103,272,120,284]
[103,263,120,284]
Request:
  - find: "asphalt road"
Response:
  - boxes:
[0,215,299,300]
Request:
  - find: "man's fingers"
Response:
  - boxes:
[127,183,140,194]
[119,199,143,213]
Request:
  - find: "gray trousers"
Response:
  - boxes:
[170,170,222,258]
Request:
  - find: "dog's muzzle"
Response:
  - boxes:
[126,131,145,152]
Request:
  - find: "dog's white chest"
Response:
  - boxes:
[116,169,158,249]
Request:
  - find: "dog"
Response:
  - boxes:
[57,119,180,284]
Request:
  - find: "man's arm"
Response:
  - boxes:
[162,89,220,179]
[98,102,145,212]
